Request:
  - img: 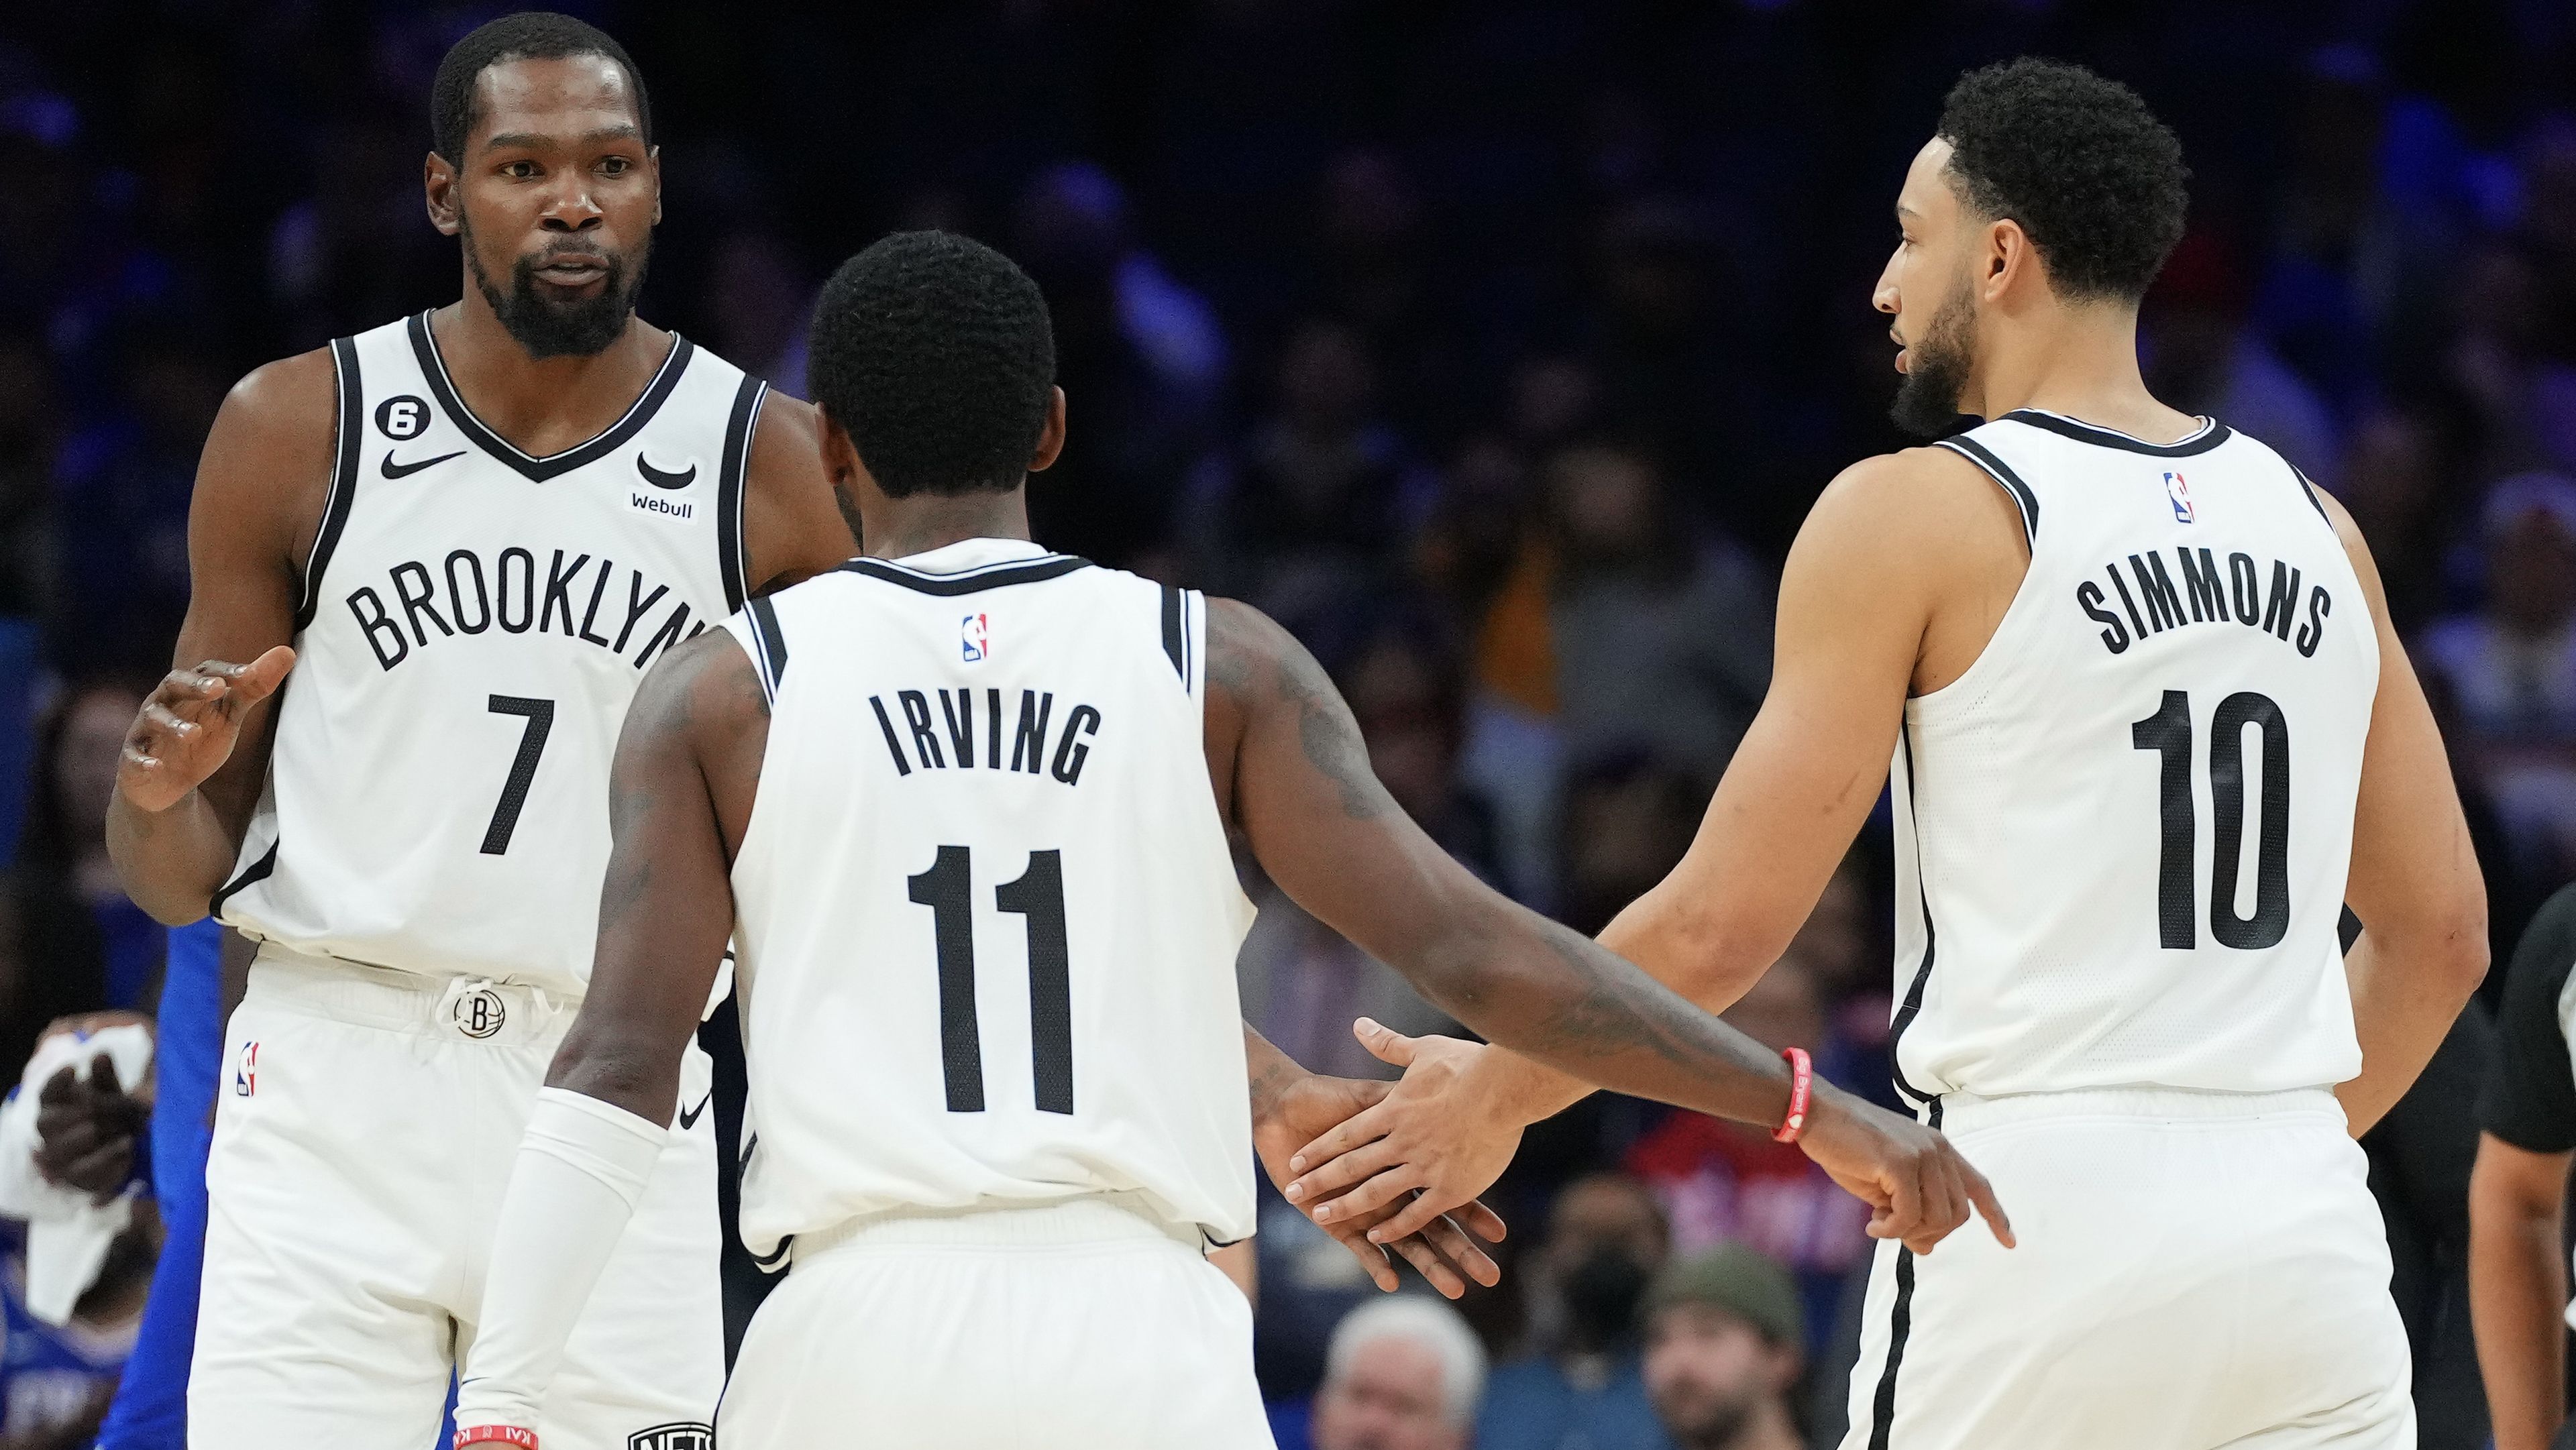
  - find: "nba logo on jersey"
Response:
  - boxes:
[233,1040,258,1097]
[961,613,991,663]
[2165,471,2196,523]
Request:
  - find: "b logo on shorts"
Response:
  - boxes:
[628,1425,712,1450]
[451,987,507,1040]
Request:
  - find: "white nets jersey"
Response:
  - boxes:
[721,539,1257,1258]
[1890,410,2378,1103]
[217,312,767,997]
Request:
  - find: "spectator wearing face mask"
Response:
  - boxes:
[1477,1172,1675,1450]
[1640,1244,1807,1450]
[1293,1297,1487,1450]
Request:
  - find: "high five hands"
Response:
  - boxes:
[1285,1018,2015,1258]
[118,647,296,812]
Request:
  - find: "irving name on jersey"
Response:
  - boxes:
[867,686,1105,787]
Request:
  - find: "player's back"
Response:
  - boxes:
[1892,410,2379,1104]
[721,538,1255,1262]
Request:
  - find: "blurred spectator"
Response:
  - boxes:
[2421,474,2576,879]
[1640,1244,1807,1450]
[50,334,215,669]
[1543,446,1772,783]
[1625,956,1872,1358]
[1187,318,1435,621]
[1015,160,1227,568]
[1557,752,1707,938]
[2334,407,2451,632]
[2146,233,2340,482]
[19,679,152,1018]
[0,1211,152,1450]
[1477,1173,1673,1450]
[1289,1296,1487,1450]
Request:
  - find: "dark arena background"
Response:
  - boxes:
[7,3,2576,1448]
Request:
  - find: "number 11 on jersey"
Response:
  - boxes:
[908,846,1075,1115]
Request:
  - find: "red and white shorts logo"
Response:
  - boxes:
[233,1040,258,1097]
[960,612,991,663]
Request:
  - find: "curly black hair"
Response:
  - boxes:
[1937,58,2188,302]
[430,13,651,164]
[808,231,1058,499]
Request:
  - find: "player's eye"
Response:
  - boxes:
[599,157,631,176]
[502,161,539,180]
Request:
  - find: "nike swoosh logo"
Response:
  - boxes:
[637,456,697,490]
[380,449,464,479]
[677,1093,713,1131]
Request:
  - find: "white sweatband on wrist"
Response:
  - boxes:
[453,1088,669,1431]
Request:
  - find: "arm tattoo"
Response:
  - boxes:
[1272,646,1385,821]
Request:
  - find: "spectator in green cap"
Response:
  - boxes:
[1640,1243,1806,1450]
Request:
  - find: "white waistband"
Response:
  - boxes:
[1927,1084,2345,1135]
[246,943,574,1045]
[788,1192,1203,1266]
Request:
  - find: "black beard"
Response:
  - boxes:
[462,219,647,360]
[1888,281,1976,439]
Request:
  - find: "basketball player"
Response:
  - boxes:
[1280,59,2490,1449]
[99,15,863,1449]
[446,230,2006,1450]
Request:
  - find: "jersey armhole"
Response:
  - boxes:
[1158,584,1202,698]
[1933,434,2039,547]
[290,335,366,632]
[2290,465,2335,528]
[716,376,771,614]
[740,594,788,706]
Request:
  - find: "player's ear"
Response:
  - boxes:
[425,151,462,237]
[1028,387,1067,474]
[1982,217,2028,301]
[815,404,861,487]
[647,145,662,226]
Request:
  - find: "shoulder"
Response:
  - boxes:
[212,348,340,455]
[629,626,767,746]
[737,390,855,591]
[745,390,828,499]
[1788,443,2021,579]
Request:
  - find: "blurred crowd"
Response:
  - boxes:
[7,1,2576,1447]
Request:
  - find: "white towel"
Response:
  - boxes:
[0,1025,154,1325]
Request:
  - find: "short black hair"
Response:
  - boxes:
[431,12,651,164]
[808,231,1058,498]
[1936,58,2188,302]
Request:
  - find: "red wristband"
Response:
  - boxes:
[1772,1046,1814,1144]
[455,1429,538,1449]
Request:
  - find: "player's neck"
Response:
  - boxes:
[429,298,668,457]
[1964,302,2198,444]
[860,487,1034,562]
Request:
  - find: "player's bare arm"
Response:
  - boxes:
[2471,1133,2571,1450]
[1277,445,2027,1246]
[105,350,329,924]
[740,391,862,590]
[1200,581,2012,1255]
[2317,489,2487,1135]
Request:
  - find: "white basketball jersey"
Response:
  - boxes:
[721,539,1257,1256]
[1890,410,2377,1103]
[217,311,765,997]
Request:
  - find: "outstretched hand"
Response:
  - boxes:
[1283,1019,1529,1245]
[118,647,295,814]
[1251,1060,1507,1299]
[1794,1086,2014,1253]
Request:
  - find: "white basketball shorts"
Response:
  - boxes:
[190,945,724,1450]
[1839,1085,2412,1450]
[716,1193,1272,1449]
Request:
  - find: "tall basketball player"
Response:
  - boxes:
[99,15,863,1449]
[1281,59,2490,1449]
[445,231,2006,1450]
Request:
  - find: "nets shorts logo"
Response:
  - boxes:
[961,612,991,662]
[233,1040,258,1096]
[2165,471,2196,524]
[629,1424,712,1450]
[451,987,508,1040]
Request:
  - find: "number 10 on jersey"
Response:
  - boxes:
[908,846,1075,1115]
[2131,689,2291,951]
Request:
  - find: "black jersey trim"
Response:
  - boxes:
[2000,408,2231,457]
[405,311,697,483]
[210,839,280,921]
[1888,722,1939,1107]
[1934,436,2039,545]
[836,555,1091,596]
[293,336,368,630]
[1160,584,1186,680]
[2290,465,2335,526]
[1866,1095,1939,1450]
[717,376,766,612]
[745,594,787,703]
